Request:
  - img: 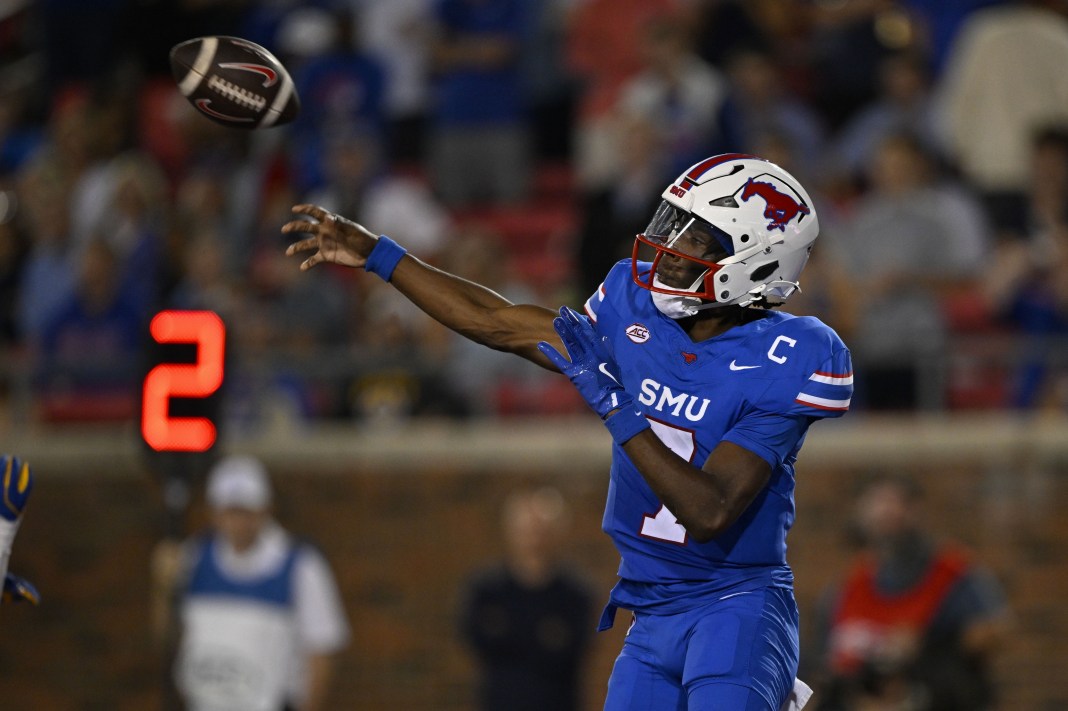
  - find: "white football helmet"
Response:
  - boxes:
[632,153,819,317]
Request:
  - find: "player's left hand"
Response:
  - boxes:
[537,307,632,419]
[2,572,39,605]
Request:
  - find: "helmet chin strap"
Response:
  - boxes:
[650,274,723,319]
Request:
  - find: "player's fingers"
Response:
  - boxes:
[537,341,571,371]
[562,306,582,324]
[281,216,326,236]
[560,308,596,360]
[300,252,326,271]
[562,308,593,347]
[559,306,591,342]
[290,204,333,222]
[551,314,572,342]
[566,307,595,337]
[553,316,587,362]
[285,238,320,256]
[566,309,610,365]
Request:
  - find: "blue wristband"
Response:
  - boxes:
[604,408,651,445]
[365,235,407,282]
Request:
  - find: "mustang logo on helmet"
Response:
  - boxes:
[740,178,811,232]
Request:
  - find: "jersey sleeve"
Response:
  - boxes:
[750,318,853,420]
[790,347,854,418]
[726,321,852,469]
[584,280,607,324]
[721,410,813,469]
[721,346,852,467]
[584,259,633,327]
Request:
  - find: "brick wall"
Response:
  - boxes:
[1,427,1066,710]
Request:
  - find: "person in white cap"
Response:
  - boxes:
[152,455,350,711]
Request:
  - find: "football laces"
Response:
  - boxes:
[207,74,266,112]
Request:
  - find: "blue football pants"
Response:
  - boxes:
[603,586,798,711]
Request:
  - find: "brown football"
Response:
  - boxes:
[169,35,300,129]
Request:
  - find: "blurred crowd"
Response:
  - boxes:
[2,0,1068,434]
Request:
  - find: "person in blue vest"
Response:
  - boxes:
[154,455,350,711]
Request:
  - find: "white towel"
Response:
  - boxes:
[779,678,813,711]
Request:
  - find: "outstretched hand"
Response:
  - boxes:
[282,204,379,271]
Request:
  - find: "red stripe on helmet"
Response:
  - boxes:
[685,153,762,182]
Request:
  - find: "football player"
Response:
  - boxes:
[283,154,851,711]
[1,454,39,606]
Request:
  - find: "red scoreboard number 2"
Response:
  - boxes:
[141,310,226,452]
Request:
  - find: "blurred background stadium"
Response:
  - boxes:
[0,0,1067,708]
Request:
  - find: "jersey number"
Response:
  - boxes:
[141,310,226,452]
[639,420,695,545]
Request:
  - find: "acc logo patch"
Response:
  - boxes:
[626,323,650,344]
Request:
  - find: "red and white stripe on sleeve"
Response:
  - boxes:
[584,282,607,323]
[793,350,853,417]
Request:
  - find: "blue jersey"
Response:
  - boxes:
[585,260,852,617]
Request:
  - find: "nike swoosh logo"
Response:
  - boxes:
[729,360,761,371]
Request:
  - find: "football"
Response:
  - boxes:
[169,35,300,129]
